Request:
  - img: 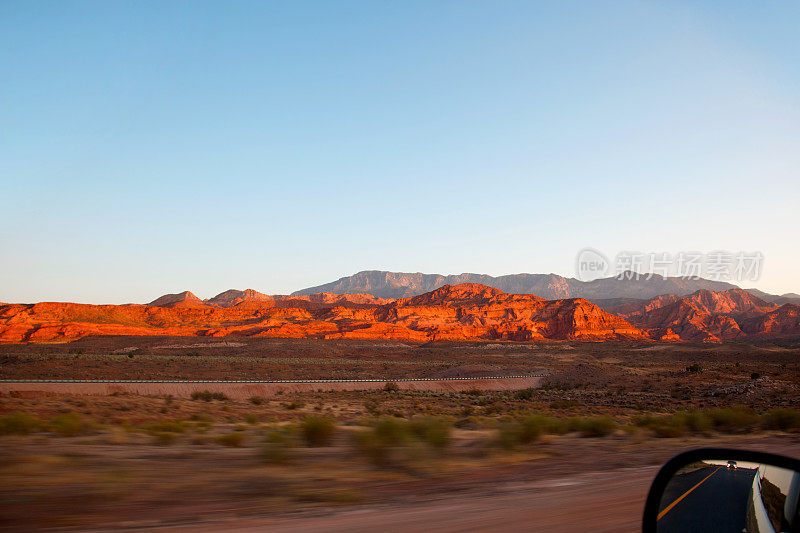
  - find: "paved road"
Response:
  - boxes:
[657,466,757,532]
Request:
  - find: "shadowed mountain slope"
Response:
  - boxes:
[292,270,740,300]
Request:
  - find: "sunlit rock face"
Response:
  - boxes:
[0,283,644,343]
[606,288,795,341]
[1,284,796,344]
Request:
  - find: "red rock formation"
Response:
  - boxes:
[148,291,206,308]
[204,289,393,308]
[614,289,779,341]
[0,284,645,344]
[740,304,800,337]
[205,289,273,307]
[3,285,796,345]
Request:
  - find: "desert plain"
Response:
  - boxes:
[2,335,800,531]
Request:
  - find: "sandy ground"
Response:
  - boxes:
[0,376,543,399]
[108,438,800,533]
[166,467,653,533]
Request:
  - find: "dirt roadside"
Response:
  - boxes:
[0,376,543,399]
[73,435,800,533]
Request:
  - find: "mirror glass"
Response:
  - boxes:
[657,459,800,532]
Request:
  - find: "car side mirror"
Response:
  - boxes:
[643,448,800,533]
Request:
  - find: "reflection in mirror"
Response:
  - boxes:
[657,460,800,532]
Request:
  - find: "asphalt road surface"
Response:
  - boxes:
[657,466,757,532]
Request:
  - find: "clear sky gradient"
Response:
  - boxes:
[2,1,798,303]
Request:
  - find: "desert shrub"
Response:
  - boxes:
[50,412,92,437]
[704,407,758,433]
[495,421,523,450]
[751,372,762,380]
[542,416,570,434]
[633,415,658,428]
[142,420,187,434]
[383,382,399,393]
[409,417,451,449]
[300,417,336,447]
[249,396,266,405]
[153,432,178,445]
[352,417,410,465]
[245,414,259,425]
[686,363,702,373]
[261,429,296,464]
[650,416,686,438]
[454,416,480,429]
[514,388,535,400]
[216,432,245,447]
[634,411,710,438]
[518,416,547,443]
[682,411,712,433]
[494,415,557,449]
[364,400,381,416]
[573,416,616,437]
[191,391,228,402]
[762,409,800,431]
[549,399,580,410]
[0,411,43,435]
[464,388,483,396]
[352,416,457,465]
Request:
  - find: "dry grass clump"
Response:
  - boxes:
[351,417,409,465]
[761,408,800,431]
[260,428,296,464]
[50,412,93,437]
[153,432,179,445]
[494,414,617,448]
[300,417,336,447]
[141,420,188,434]
[408,416,451,449]
[633,411,710,438]
[633,406,775,437]
[0,412,44,435]
[705,407,759,432]
[571,416,617,437]
[216,431,245,447]
[191,391,228,402]
[351,416,452,466]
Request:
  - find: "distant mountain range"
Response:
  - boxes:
[292,270,799,304]
[2,270,798,344]
[2,283,798,344]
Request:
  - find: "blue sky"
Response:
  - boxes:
[1,1,798,303]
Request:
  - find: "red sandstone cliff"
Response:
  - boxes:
[2,285,797,344]
[0,284,644,343]
[612,289,782,341]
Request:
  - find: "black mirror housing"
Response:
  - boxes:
[643,448,800,533]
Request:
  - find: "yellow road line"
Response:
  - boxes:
[657,467,720,521]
